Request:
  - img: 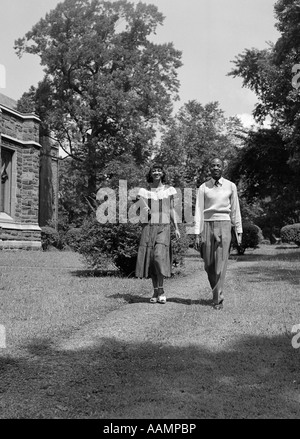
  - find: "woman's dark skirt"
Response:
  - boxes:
[135,223,172,278]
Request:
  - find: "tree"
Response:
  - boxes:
[228,0,300,172]
[228,0,300,230]
[155,100,245,188]
[227,128,300,237]
[18,84,57,226]
[57,152,147,229]
[15,0,182,206]
[39,135,55,227]
[57,157,88,228]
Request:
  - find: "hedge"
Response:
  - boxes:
[280,223,300,246]
[41,226,62,250]
[231,223,262,255]
[77,217,190,276]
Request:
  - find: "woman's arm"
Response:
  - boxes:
[170,196,180,239]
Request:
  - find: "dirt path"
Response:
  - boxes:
[1,248,300,419]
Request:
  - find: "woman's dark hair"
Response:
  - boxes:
[146,164,167,183]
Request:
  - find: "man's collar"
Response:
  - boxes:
[212,176,224,186]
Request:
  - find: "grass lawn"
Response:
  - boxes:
[0,250,149,347]
[0,244,299,419]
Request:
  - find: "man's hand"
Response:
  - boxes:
[175,229,181,239]
[237,233,242,246]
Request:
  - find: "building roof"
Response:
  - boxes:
[0,92,17,110]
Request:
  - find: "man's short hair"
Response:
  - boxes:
[210,157,223,166]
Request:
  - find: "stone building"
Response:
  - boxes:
[0,92,59,249]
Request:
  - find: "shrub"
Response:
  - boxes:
[280,223,300,246]
[77,217,189,276]
[64,227,83,251]
[231,223,261,255]
[77,218,142,276]
[41,226,62,251]
[185,229,197,248]
[171,224,190,268]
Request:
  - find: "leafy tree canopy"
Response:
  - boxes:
[15,0,183,197]
[228,0,300,171]
[155,100,246,188]
[227,127,300,233]
[227,0,300,233]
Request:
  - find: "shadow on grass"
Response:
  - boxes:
[275,245,300,250]
[231,250,300,263]
[71,269,122,278]
[106,293,213,307]
[106,292,194,305]
[107,293,150,304]
[71,267,198,280]
[237,265,300,286]
[228,247,300,286]
[1,332,300,419]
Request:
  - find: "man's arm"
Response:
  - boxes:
[231,183,243,245]
[194,185,204,249]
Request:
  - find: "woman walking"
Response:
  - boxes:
[135,163,180,303]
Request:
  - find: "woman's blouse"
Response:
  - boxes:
[137,185,177,224]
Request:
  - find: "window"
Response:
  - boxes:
[1,148,13,215]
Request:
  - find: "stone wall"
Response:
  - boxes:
[21,147,40,223]
[1,109,40,143]
[0,101,42,249]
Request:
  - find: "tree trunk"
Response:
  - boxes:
[87,138,97,197]
[39,134,54,227]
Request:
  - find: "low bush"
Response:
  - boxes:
[77,218,143,276]
[64,227,83,251]
[280,223,300,246]
[231,223,262,255]
[185,228,197,248]
[171,224,190,267]
[41,226,62,251]
[77,217,190,276]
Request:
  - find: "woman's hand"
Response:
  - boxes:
[175,229,181,239]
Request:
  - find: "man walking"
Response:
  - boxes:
[195,158,242,310]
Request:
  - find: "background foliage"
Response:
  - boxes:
[75,218,189,276]
[280,223,300,246]
[20,0,300,260]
